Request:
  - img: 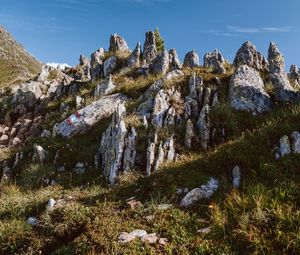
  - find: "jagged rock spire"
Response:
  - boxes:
[233,41,268,71]
[183,50,200,68]
[109,34,130,53]
[143,31,157,65]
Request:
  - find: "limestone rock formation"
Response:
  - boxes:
[232,165,241,188]
[143,31,157,65]
[289,65,300,89]
[127,42,142,69]
[180,178,219,207]
[234,41,268,71]
[291,131,300,154]
[11,82,43,109]
[55,93,127,138]
[98,104,127,185]
[91,48,105,79]
[183,50,200,68]
[109,34,130,53]
[94,75,116,98]
[279,135,291,157]
[103,56,117,78]
[185,119,195,149]
[150,49,170,75]
[96,104,138,185]
[197,104,211,150]
[203,49,227,74]
[123,127,138,172]
[146,134,175,176]
[32,144,47,165]
[268,42,296,101]
[229,65,272,114]
[151,87,183,128]
[169,49,181,70]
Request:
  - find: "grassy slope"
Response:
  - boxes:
[0,26,41,87]
[0,65,300,254]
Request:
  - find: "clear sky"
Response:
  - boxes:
[0,0,299,68]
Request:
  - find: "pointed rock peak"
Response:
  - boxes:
[143,31,157,64]
[268,42,286,74]
[109,34,130,53]
[183,50,200,68]
[169,48,181,70]
[234,41,268,71]
[79,54,89,66]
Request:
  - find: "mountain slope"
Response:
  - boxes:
[0,26,42,87]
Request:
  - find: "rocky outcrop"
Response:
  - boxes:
[268,42,296,101]
[274,132,300,158]
[78,55,91,81]
[95,104,137,185]
[233,41,268,71]
[146,134,176,176]
[109,34,130,53]
[229,65,272,114]
[150,49,170,75]
[169,49,181,70]
[91,48,105,80]
[203,49,227,74]
[151,87,183,128]
[289,65,300,90]
[11,82,43,108]
[180,178,219,207]
[54,93,127,138]
[94,75,116,98]
[32,144,47,165]
[143,31,157,65]
[103,56,117,78]
[232,165,241,188]
[183,50,200,68]
[197,104,211,150]
[127,42,142,69]
[123,127,138,172]
[185,119,195,149]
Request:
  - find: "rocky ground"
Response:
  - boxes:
[0,30,300,254]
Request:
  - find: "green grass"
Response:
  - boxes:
[1,64,300,254]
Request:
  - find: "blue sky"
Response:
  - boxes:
[0,0,299,68]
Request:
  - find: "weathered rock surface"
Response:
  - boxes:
[268,42,296,101]
[279,135,291,157]
[150,49,170,75]
[169,48,181,70]
[234,41,268,71]
[143,31,157,65]
[55,93,127,138]
[32,144,47,165]
[197,104,211,150]
[91,48,105,79]
[229,65,272,114]
[180,178,219,207]
[109,34,130,53]
[96,104,137,185]
[289,65,300,90]
[103,56,117,78]
[232,165,241,188]
[183,50,200,68]
[146,134,175,176]
[204,49,227,74]
[94,75,116,97]
[291,131,300,154]
[185,119,195,149]
[127,42,142,69]
[151,87,183,128]
[12,81,43,108]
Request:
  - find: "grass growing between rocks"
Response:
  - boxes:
[1,66,300,254]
